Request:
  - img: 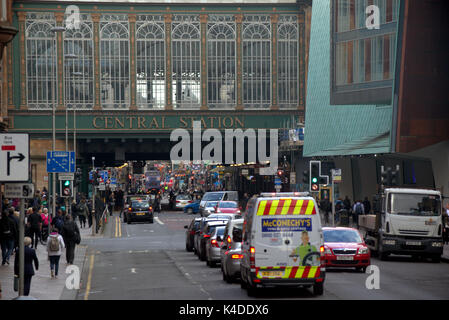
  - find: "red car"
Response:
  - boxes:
[214,201,241,214]
[322,227,370,272]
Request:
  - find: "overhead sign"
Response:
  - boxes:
[47,151,75,173]
[0,133,29,182]
[4,183,34,199]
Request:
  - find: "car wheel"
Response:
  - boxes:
[313,282,324,296]
[127,219,131,224]
[240,269,247,289]
[431,255,441,263]
[246,282,257,297]
[210,261,216,268]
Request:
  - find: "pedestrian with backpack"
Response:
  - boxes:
[61,214,80,265]
[352,200,364,228]
[47,227,65,279]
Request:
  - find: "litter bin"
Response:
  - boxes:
[339,209,350,227]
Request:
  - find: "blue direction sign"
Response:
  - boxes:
[275,177,282,186]
[46,151,75,173]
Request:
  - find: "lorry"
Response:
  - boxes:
[359,188,444,262]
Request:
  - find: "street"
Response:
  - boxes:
[77,210,449,300]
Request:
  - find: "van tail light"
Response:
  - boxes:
[203,234,211,239]
[231,254,243,259]
[320,246,325,263]
[227,236,232,244]
[211,239,219,248]
[250,246,256,269]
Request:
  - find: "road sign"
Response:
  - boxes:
[290,173,296,184]
[332,169,342,183]
[4,183,34,199]
[46,151,75,173]
[275,177,282,185]
[0,134,29,182]
[58,173,74,180]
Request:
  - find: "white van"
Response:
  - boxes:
[199,191,239,216]
[240,193,325,296]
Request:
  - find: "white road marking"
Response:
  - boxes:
[154,217,164,225]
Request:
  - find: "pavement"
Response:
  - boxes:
[0,220,105,300]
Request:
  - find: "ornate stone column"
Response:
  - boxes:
[200,13,208,110]
[235,13,243,110]
[164,14,173,110]
[92,13,101,110]
[270,13,279,110]
[129,13,137,110]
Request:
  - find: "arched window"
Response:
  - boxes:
[26,13,56,109]
[172,15,201,109]
[277,17,298,108]
[100,16,129,109]
[207,15,236,109]
[242,16,271,109]
[64,15,94,109]
[136,16,165,109]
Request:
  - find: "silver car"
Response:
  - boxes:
[220,219,244,283]
[205,226,226,267]
[175,194,193,210]
[201,201,219,217]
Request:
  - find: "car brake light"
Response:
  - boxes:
[203,234,211,238]
[250,246,256,268]
[188,200,193,203]
[211,239,219,248]
[176,200,180,203]
[227,236,231,244]
[231,254,243,259]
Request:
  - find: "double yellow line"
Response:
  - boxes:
[115,216,122,238]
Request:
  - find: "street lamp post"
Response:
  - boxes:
[50,26,66,219]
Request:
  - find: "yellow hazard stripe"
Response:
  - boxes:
[281,199,291,215]
[269,200,279,215]
[293,200,303,214]
[305,200,315,215]
[257,200,267,215]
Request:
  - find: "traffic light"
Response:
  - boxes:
[310,161,321,193]
[302,170,309,184]
[75,168,82,186]
[60,180,73,197]
[390,168,398,186]
[277,170,284,176]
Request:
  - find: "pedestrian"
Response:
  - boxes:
[443,203,449,245]
[240,193,249,212]
[47,227,65,279]
[61,214,80,265]
[71,200,79,226]
[352,200,364,228]
[343,196,352,212]
[1,210,17,265]
[153,194,161,213]
[78,199,88,228]
[363,197,371,215]
[27,207,42,249]
[14,237,39,296]
[8,208,19,251]
[40,208,51,242]
[51,209,65,233]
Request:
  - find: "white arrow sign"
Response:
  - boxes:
[0,133,29,182]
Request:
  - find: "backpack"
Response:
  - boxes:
[49,236,60,252]
[54,217,64,231]
[355,203,363,215]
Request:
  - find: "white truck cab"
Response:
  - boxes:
[361,188,444,261]
[240,193,325,296]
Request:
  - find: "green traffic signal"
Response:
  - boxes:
[312,177,318,183]
[64,180,71,186]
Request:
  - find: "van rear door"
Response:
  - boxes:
[253,198,321,279]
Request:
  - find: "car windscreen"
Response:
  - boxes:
[219,202,238,208]
[131,201,150,209]
[388,193,441,216]
[202,193,224,202]
[323,229,362,243]
[205,201,218,208]
[215,227,226,237]
[177,194,191,200]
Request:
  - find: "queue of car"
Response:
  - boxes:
[183,191,373,297]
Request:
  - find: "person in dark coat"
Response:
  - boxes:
[363,197,371,215]
[61,214,80,265]
[1,210,17,265]
[14,237,39,296]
